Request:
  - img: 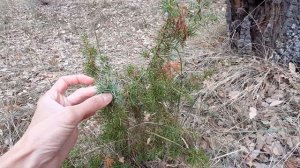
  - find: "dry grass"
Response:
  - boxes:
[180,21,300,166]
[0,0,299,167]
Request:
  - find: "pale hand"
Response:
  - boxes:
[0,74,112,168]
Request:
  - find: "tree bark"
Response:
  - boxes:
[226,0,300,66]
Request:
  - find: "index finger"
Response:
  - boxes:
[50,74,95,94]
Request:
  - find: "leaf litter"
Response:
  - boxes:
[0,0,299,167]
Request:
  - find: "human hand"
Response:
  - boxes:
[0,74,112,168]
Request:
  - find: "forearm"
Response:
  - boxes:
[0,136,43,168]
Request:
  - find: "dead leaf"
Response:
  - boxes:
[263,145,272,154]
[240,145,249,153]
[286,137,294,149]
[253,162,269,168]
[199,137,211,150]
[146,137,151,145]
[228,91,240,100]
[289,62,296,74]
[270,100,284,107]
[265,135,274,145]
[260,102,269,108]
[272,141,284,156]
[271,90,284,99]
[285,156,300,168]
[249,150,260,160]
[118,157,124,163]
[256,154,271,164]
[291,136,300,147]
[265,98,276,103]
[143,113,151,122]
[203,79,212,88]
[217,90,226,98]
[161,61,181,79]
[104,157,114,168]
[249,107,257,119]
[255,133,266,150]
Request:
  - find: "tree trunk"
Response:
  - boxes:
[226,0,300,66]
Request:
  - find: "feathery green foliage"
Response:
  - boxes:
[82,35,99,78]
[81,0,216,167]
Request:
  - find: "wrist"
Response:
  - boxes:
[0,135,41,168]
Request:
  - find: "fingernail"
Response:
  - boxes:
[102,93,113,102]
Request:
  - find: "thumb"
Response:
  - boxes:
[67,93,113,123]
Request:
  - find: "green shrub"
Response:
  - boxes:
[81,0,215,167]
